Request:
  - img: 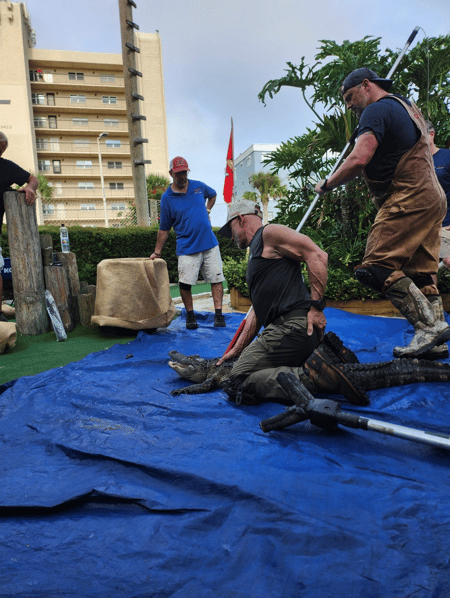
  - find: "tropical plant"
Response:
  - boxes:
[257,34,450,299]
[246,171,286,224]
[37,173,53,203]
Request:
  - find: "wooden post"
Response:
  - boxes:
[44,265,74,332]
[39,233,53,266]
[55,251,81,324]
[4,191,49,335]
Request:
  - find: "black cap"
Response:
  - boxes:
[341,67,393,95]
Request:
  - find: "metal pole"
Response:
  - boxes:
[97,132,109,227]
[118,0,151,227]
[296,26,420,233]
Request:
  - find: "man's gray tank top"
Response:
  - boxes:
[246,226,310,327]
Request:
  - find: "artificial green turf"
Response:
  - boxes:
[0,282,224,386]
[0,324,140,386]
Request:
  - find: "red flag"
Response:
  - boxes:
[223,118,234,203]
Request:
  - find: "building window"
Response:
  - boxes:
[70,94,86,104]
[80,204,96,210]
[32,93,45,105]
[102,96,117,104]
[42,204,55,215]
[111,203,126,210]
[78,182,95,190]
[104,119,119,127]
[100,74,116,83]
[30,70,43,82]
[69,72,84,81]
[74,139,90,148]
[49,138,60,151]
[52,160,61,174]
[38,160,51,172]
[261,153,270,163]
[48,116,57,129]
[49,183,63,196]
[34,116,47,128]
[246,157,252,167]
[47,93,55,106]
[36,138,49,150]
[73,118,89,126]
[109,182,124,190]
[76,160,93,169]
[43,71,53,82]
[107,161,122,169]
[105,139,121,148]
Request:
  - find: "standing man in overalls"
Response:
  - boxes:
[315,67,450,359]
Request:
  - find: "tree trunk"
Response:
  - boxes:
[78,292,97,328]
[44,265,74,332]
[4,191,49,335]
[55,251,81,324]
[39,234,54,266]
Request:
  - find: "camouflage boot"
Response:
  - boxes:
[303,350,370,406]
[419,296,449,360]
[385,278,450,358]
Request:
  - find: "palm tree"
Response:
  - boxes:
[247,172,286,224]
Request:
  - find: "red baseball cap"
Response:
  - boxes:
[170,156,190,173]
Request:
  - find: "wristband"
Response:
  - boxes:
[153,252,161,257]
[320,179,329,191]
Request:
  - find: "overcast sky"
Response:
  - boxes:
[25,0,450,225]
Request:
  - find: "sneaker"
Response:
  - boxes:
[186,312,198,330]
[0,312,8,323]
[214,314,226,327]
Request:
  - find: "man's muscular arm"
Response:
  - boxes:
[262,224,328,337]
[315,131,379,194]
[216,308,262,365]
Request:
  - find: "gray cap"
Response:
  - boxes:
[218,200,263,238]
[341,67,393,95]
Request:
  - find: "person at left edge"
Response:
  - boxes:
[150,156,226,329]
[0,132,39,321]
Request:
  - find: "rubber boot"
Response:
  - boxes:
[418,296,449,360]
[386,278,450,358]
[303,351,369,406]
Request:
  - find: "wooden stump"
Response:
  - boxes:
[39,234,54,266]
[44,265,74,332]
[78,292,98,328]
[55,251,81,324]
[4,191,49,335]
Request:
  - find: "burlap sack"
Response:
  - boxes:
[2,304,15,318]
[91,258,177,329]
[0,322,17,353]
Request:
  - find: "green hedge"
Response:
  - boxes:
[0,225,243,286]
[2,225,449,297]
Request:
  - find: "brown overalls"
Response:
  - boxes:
[362,96,446,295]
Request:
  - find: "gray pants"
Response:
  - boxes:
[228,315,320,404]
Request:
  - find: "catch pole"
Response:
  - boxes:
[296,26,420,233]
[260,372,450,452]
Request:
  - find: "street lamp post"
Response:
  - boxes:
[97,132,109,227]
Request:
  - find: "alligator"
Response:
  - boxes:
[168,331,450,402]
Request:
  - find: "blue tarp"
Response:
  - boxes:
[1,308,450,598]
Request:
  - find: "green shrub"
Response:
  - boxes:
[222,256,250,297]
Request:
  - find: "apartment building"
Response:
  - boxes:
[0,1,168,226]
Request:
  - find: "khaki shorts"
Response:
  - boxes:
[440,228,450,259]
[178,245,225,286]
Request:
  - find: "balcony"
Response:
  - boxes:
[33,116,129,133]
[36,163,133,177]
[29,70,124,91]
[36,139,130,157]
[32,94,126,112]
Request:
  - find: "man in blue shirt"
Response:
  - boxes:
[150,156,226,329]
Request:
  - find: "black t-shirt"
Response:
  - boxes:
[246,226,310,327]
[357,95,420,183]
[0,157,30,210]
